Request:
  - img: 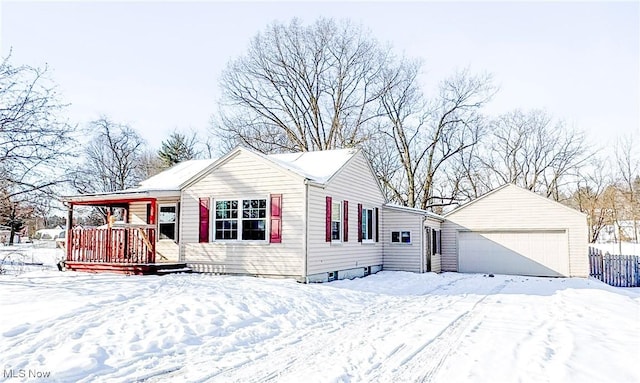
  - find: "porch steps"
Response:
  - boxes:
[64,261,192,276]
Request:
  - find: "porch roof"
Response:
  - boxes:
[62,189,180,206]
[137,159,216,190]
[63,159,216,206]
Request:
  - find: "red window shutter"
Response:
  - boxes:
[375,207,379,242]
[343,200,348,242]
[326,196,332,242]
[270,194,282,243]
[199,198,209,243]
[357,203,363,242]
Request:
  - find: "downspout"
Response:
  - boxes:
[303,179,310,283]
[421,215,426,273]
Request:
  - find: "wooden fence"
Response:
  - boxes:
[589,247,640,287]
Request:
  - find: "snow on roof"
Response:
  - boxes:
[136,159,217,190]
[384,203,445,221]
[114,148,356,194]
[267,148,358,183]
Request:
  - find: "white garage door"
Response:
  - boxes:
[458,231,569,277]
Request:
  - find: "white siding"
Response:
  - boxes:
[128,202,147,224]
[380,208,443,274]
[306,153,386,275]
[156,240,179,262]
[441,185,589,277]
[181,150,305,278]
[381,208,423,273]
[128,198,180,262]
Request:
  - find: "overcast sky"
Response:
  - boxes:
[1,1,638,150]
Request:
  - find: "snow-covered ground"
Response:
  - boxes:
[0,248,639,383]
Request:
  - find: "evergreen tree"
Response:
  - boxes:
[158,132,200,168]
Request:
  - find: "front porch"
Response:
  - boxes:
[63,194,189,275]
[65,261,190,275]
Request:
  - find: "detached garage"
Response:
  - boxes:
[441,184,588,277]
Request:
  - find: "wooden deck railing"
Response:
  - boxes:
[67,226,156,264]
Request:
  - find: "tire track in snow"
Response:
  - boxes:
[145,295,402,382]
[382,278,510,383]
[176,274,485,382]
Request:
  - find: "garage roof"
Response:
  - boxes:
[444,184,586,218]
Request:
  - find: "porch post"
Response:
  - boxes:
[107,207,113,262]
[123,204,129,259]
[148,202,156,224]
[150,199,156,263]
[66,203,73,262]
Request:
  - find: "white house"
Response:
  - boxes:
[63,148,589,280]
[63,146,442,281]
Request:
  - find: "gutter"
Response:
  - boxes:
[62,189,181,204]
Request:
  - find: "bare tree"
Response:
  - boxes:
[478,110,589,200]
[73,117,146,220]
[0,53,76,243]
[568,158,614,242]
[216,17,396,153]
[139,149,164,179]
[445,137,495,204]
[367,68,494,209]
[614,135,640,242]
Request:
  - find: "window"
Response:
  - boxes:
[215,198,267,241]
[215,200,238,240]
[242,199,267,240]
[432,229,441,254]
[331,201,341,241]
[391,231,411,244]
[361,208,374,242]
[159,205,176,240]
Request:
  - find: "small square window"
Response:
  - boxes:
[391,231,411,244]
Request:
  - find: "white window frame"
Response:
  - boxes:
[391,230,412,245]
[213,199,239,241]
[361,207,375,243]
[213,197,269,242]
[331,200,342,243]
[158,203,177,241]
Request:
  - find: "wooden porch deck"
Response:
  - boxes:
[64,261,191,275]
[65,225,191,275]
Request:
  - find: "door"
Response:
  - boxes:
[458,230,569,277]
[424,227,432,272]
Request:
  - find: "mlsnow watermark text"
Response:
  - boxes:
[3,369,51,379]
